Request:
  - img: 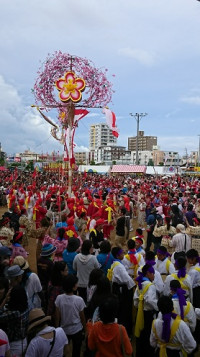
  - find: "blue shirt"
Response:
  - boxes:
[97,253,114,275]
[62,250,77,275]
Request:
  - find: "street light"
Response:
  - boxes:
[129,112,148,165]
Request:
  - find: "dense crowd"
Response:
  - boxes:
[0,170,200,357]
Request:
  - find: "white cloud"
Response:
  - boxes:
[74,145,89,152]
[118,47,155,66]
[158,136,199,154]
[86,113,101,118]
[0,75,62,155]
[180,96,200,105]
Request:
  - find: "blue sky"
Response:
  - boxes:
[0,0,199,156]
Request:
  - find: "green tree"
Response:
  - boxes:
[148,159,154,166]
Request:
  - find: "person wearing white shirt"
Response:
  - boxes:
[186,249,200,344]
[150,296,196,356]
[134,264,158,357]
[109,247,134,338]
[122,239,145,278]
[163,256,193,302]
[155,246,175,276]
[170,279,196,332]
[169,224,191,253]
[186,249,200,308]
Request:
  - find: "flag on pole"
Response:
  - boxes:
[103,108,119,138]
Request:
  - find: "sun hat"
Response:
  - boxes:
[0,246,12,257]
[40,243,57,257]
[67,237,80,252]
[28,308,51,332]
[13,255,29,270]
[7,265,24,278]
[176,224,186,234]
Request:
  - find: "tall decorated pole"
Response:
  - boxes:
[32,51,116,196]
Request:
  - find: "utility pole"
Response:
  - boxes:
[129,112,148,165]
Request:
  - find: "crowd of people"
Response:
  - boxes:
[0,169,200,356]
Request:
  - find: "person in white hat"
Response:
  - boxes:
[169,224,191,253]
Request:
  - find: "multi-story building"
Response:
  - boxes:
[152,147,165,165]
[163,151,180,166]
[128,131,157,151]
[94,145,131,165]
[131,150,153,165]
[0,143,6,162]
[89,123,117,150]
[74,151,95,165]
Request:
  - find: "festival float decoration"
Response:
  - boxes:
[32,51,117,195]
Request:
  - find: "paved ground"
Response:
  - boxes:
[1,206,199,356]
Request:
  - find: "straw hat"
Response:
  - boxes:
[28,308,51,332]
[13,255,29,270]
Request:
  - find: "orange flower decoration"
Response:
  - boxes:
[55,71,85,102]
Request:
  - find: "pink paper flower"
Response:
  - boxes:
[55,71,85,103]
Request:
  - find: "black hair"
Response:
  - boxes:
[81,240,92,255]
[21,267,32,286]
[186,249,199,259]
[50,261,67,286]
[145,251,155,261]
[99,240,111,254]
[157,296,173,314]
[96,276,111,294]
[8,285,28,313]
[57,228,66,240]
[142,264,153,276]
[174,251,186,261]
[187,204,193,211]
[127,239,136,250]
[175,256,187,269]
[136,228,143,236]
[158,246,167,254]
[170,279,181,291]
[111,247,122,259]
[99,295,119,324]
[62,274,78,293]
[80,212,86,218]
[88,269,104,287]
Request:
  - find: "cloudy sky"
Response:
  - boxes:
[0,0,199,156]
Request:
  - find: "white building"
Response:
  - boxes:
[131,150,153,165]
[94,145,131,165]
[89,123,117,150]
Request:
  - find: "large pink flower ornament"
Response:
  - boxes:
[55,71,85,103]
